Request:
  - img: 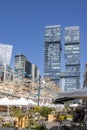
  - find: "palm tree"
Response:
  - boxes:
[10,106,24,129]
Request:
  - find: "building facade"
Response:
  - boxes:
[83,62,87,87]
[32,64,41,82]
[0,44,13,81]
[14,54,32,79]
[64,26,80,90]
[44,25,61,87]
[0,44,13,65]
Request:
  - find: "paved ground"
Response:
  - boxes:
[45,121,61,130]
[45,121,87,130]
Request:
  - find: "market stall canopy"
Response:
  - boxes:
[0,97,11,106]
[15,97,28,106]
[0,97,37,106]
[53,87,87,104]
[28,99,37,106]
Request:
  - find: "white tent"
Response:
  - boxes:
[10,99,19,106]
[0,97,12,117]
[15,97,28,106]
[0,97,11,106]
[28,99,37,106]
[0,97,37,106]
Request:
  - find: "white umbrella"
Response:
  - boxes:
[44,103,51,107]
[0,97,11,106]
[28,99,37,106]
[15,97,28,106]
[0,97,11,117]
[39,102,45,107]
[10,99,18,106]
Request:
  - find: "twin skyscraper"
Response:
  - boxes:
[44,25,80,91]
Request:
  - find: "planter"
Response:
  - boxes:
[0,128,17,130]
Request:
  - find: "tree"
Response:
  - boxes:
[10,106,24,129]
[40,106,54,119]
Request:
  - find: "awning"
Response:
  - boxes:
[53,87,87,104]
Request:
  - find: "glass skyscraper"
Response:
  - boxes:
[64,26,80,90]
[15,54,32,76]
[0,44,13,65]
[44,25,61,86]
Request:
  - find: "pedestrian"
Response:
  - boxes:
[57,115,62,126]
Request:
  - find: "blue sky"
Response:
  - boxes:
[0,0,87,85]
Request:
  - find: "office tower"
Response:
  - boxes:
[64,26,80,90]
[14,54,32,79]
[83,62,87,109]
[0,44,13,65]
[32,64,41,82]
[44,25,61,86]
[83,62,87,87]
[0,44,13,81]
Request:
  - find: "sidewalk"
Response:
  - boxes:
[45,121,87,130]
[45,121,60,130]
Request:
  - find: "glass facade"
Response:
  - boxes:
[64,26,80,90]
[44,25,61,86]
[0,44,13,65]
[15,54,32,77]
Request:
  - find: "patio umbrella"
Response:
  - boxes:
[0,97,11,106]
[10,99,18,106]
[0,97,12,117]
[15,97,28,106]
[28,99,37,106]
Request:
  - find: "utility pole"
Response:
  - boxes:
[38,79,41,106]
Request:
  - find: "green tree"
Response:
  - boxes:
[10,106,24,128]
[40,106,54,118]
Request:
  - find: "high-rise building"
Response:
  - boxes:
[0,44,13,65]
[32,64,41,82]
[64,26,80,90]
[83,62,87,87]
[14,54,32,79]
[44,25,61,86]
[0,44,13,81]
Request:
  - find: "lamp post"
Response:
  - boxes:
[38,82,40,106]
[37,79,41,106]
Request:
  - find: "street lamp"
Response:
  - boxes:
[38,81,40,106]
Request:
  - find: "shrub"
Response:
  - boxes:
[40,106,53,118]
[35,124,47,130]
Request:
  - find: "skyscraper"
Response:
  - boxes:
[14,54,32,79]
[0,44,13,65]
[44,25,61,86]
[32,64,41,82]
[64,26,80,90]
[0,44,13,81]
[83,62,87,87]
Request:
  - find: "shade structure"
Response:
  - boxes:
[0,97,12,106]
[28,99,37,106]
[15,97,28,106]
[54,87,87,104]
[10,99,19,106]
[0,97,37,106]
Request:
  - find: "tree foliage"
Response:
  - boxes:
[28,106,54,118]
[40,106,53,118]
[10,106,24,118]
